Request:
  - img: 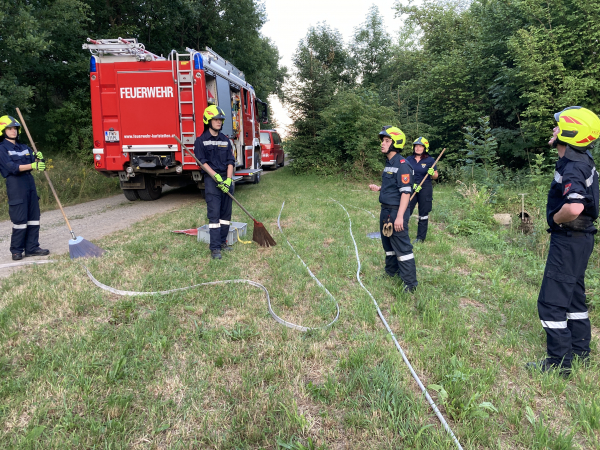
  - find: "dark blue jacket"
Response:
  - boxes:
[547,147,599,233]
[0,139,34,179]
[193,130,235,175]
[406,154,435,185]
[379,153,413,206]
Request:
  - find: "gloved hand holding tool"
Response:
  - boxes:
[31,161,46,171]
[427,167,435,176]
[221,177,232,194]
[214,173,228,193]
[173,135,276,247]
[410,148,446,201]
[413,183,422,193]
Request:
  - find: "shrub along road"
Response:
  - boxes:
[0,168,599,449]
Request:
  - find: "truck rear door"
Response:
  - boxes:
[117,70,179,154]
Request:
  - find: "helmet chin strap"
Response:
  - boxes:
[209,121,221,133]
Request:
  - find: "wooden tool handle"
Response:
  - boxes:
[409,148,446,201]
[172,135,258,223]
[15,108,76,238]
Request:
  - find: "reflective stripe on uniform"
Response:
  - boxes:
[540,320,567,329]
[399,187,411,193]
[384,167,398,173]
[208,223,220,228]
[586,167,597,187]
[397,253,414,261]
[220,219,230,225]
[12,223,27,229]
[567,193,584,199]
[419,215,429,220]
[202,141,228,147]
[554,171,562,183]
[27,220,40,226]
[385,251,396,256]
[566,311,589,320]
[7,149,30,157]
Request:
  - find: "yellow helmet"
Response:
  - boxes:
[203,105,226,125]
[412,137,429,152]
[379,126,405,149]
[0,115,21,136]
[553,106,600,151]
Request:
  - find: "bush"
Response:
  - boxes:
[318,88,396,177]
[446,181,496,236]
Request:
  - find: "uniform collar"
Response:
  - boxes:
[389,153,403,164]
[562,146,592,163]
[1,139,16,148]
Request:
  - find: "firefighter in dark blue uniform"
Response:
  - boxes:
[527,106,600,376]
[369,126,418,292]
[0,115,49,260]
[194,105,236,260]
[406,137,438,243]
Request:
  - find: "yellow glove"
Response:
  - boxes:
[31,161,46,171]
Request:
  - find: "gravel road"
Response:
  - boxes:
[0,186,200,279]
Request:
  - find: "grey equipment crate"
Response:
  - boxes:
[197,222,248,246]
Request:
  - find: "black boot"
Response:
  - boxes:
[25,248,50,257]
[526,359,571,377]
[211,249,222,260]
[221,244,233,252]
[12,253,23,261]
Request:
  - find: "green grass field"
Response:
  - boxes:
[1,168,599,449]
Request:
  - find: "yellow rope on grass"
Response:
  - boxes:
[235,227,252,244]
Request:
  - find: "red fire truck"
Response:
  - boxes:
[83,38,266,200]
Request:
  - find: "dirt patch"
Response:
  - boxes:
[323,238,335,248]
[459,297,486,309]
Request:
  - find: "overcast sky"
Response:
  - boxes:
[260,0,402,136]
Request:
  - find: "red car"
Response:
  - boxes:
[260,130,285,169]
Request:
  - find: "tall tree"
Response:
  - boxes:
[350,5,392,87]
[286,23,352,173]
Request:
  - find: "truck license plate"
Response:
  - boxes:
[104,131,119,142]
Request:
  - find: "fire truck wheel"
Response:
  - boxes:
[137,176,162,201]
[122,189,139,201]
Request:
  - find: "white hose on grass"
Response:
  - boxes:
[329,198,463,450]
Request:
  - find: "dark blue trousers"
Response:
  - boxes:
[380,205,418,289]
[409,183,432,241]
[6,174,41,254]
[538,232,593,367]
[205,175,233,250]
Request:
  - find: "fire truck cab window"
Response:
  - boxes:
[215,75,234,138]
[260,132,271,145]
